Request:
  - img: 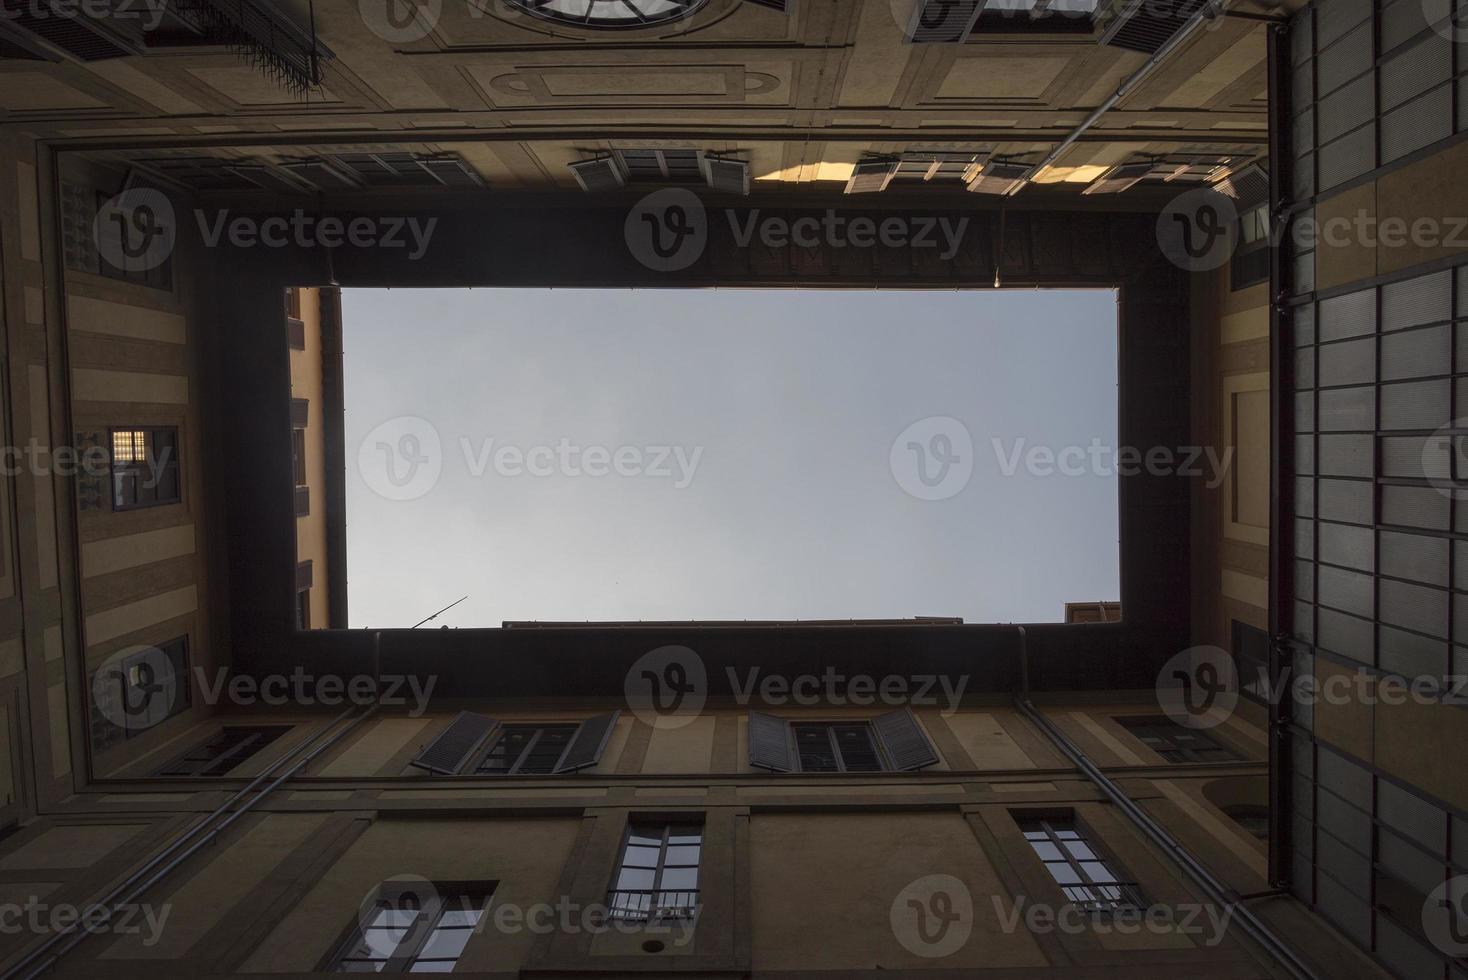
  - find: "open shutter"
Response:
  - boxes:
[554,710,620,773]
[748,710,794,772]
[872,708,939,771]
[409,712,497,775]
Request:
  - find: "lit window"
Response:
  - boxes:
[332,883,491,973]
[507,0,708,28]
[1018,815,1143,913]
[607,822,701,922]
[110,426,181,510]
[1119,718,1240,763]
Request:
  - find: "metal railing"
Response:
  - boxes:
[604,890,699,922]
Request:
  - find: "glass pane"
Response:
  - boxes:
[622,845,660,868]
[419,928,471,959]
[438,908,481,927]
[659,867,698,891]
[1062,841,1097,861]
[1022,830,1048,841]
[1046,863,1082,885]
[370,908,419,928]
[627,828,663,847]
[668,828,703,844]
[1054,829,1081,839]
[1080,861,1116,884]
[617,868,656,891]
[336,961,386,972]
[362,927,408,955]
[407,963,455,973]
[1030,841,1063,861]
[664,845,700,866]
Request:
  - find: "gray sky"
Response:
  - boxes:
[341,288,1119,627]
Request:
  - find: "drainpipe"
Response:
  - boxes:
[1014,0,1229,193]
[3,704,376,980]
[1013,629,1320,980]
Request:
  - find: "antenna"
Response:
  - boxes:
[411,596,468,629]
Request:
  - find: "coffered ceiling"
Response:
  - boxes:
[2,0,1296,194]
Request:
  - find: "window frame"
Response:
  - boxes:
[327,880,494,974]
[472,723,580,775]
[1017,813,1145,915]
[1117,716,1241,764]
[109,425,182,512]
[89,635,192,749]
[154,725,289,777]
[789,721,890,773]
[606,820,702,923]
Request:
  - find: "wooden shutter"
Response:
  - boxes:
[554,710,620,773]
[748,710,793,772]
[872,708,939,771]
[409,712,497,775]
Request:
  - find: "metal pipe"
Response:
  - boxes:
[1014,629,1320,980]
[4,705,374,980]
[1017,0,1228,191]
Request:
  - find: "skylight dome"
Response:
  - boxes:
[508,0,710,28]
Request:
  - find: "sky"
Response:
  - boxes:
[341,288,1119,628]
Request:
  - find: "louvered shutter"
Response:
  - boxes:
[409,712,497,775]
[748,710,794,772]
[554,710,621,773]
[872,708,939,771]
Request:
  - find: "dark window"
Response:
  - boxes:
[473,724,578,774]
[1224,804,1270,841]
[110,426,181,510]
[619,148,704,182]
[973,0,1098,35]
[607,822,701,922]
[792,722,886,772]
[296,589,311,630]
[91,190,174,291]
[155,726,288,777]
[285,287,302,319]
[292,427,308,487]
[331,882,492,973]
[1119,717,1240,763]
[1017,815,1143,914]
[1231,204,1270,290]
[90,636,191,750]
[1231,620,1271,706]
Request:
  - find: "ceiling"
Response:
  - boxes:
[1,0,1296,197]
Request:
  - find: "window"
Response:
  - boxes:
[1223,805,1270,841]
[292,426,308,487]
[792,723,885,772]
[507,0,708,29]
[974,0,1098,34]
[155,726,288,776]
[285,287,302,319]
[331,882,492,973]
[296,589,311,630]
[618,148,704,182]
[1018,815,1143,914]
[607,822,701,922]
[1231,620,1270,706]
[409,711,620,775]
[474,724,579,774]
[748,709,939,773]
[1231,203,1270,290]
[90,637,191,750]
[110,426,181,510]
[1118,718,1240,763]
